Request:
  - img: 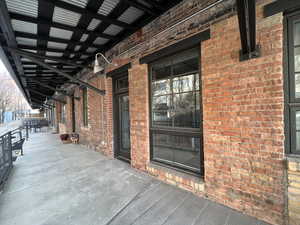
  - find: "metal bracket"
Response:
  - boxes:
[239,44,261,61]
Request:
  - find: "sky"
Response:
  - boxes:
[0,60,9,77]
[0,59,31,110]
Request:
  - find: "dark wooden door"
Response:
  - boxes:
[114,75,131,161]
[116,93,131,160]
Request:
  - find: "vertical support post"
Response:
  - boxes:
[236,0,260,61]
[8,132,12,169]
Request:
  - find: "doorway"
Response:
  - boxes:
[114,76,131,161]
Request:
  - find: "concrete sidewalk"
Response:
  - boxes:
[0,132,270,225]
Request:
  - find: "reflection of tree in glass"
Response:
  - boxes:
[296,74,300,97]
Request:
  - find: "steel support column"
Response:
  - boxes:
[236,0,260,61]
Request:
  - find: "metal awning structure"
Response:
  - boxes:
[0,0,182,109]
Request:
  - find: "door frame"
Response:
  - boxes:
[113,74,131,162]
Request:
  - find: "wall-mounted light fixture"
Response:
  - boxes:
[94,53,117,74]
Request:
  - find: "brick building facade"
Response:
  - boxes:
[48,1,300,224]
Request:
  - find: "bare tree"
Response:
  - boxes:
[0,81,13,123]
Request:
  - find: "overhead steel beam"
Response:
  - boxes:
[21,75,80,100]
[10,48,106,95]
[22,62,69,66]
[14,31,103,49]
[18,44,94,56]
[10,13,117,40]
[23,67,74,71]
[264,0,300,17]
[236,0,260,61]
[140,0,166,11]
[122,0,157,15]
[40,0,134,29]
[24,72,70,76]
[28,89,66,104]
[31,97,54,108]
[5,48,85,68]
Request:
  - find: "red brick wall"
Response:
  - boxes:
[129,62,150,171]
[202,2,285,224]
[65,97,73,133]
[63,77,108,154]
[103,77,114,157]
[56,0,287,224]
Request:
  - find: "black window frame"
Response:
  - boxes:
[82,87,88,127]
[285,10,300,155]
[149,46,204,176]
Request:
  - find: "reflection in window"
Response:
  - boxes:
[294,21,300,46]
[151,54,200,129]
[294,48,300,73]
[150,47,203,174]
[287,15,300,154]
[152,133,201,171]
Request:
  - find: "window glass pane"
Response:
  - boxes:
[152,79,171,96]
[152,95,172,126]
[152,133,173,163]
[195,73,200,91]
[150,47,203,171]
[296,111,300,153]
[173,92,200,128]
[294,47,300,72]
[173,136,201,170]
[117,78,128,89]
[172,47,199,65]
[152,65,171,96]
[173,74,194,93]
[120,95,130,149]
[294,21,300,46]
[152,65,171,81]
[295,73,300,98]
[173,58,198,76]
[152,133,201,171]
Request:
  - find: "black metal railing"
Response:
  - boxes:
[0,119,50,190]
[22,118,49,133]
[0,131,13,190]
[0,124,31,190]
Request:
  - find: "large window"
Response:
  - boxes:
[150,47,203,174]
[82,87,88,127]
[287,13,300,154]
[61,104,66,123]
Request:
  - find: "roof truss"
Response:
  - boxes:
[0,0,183,108]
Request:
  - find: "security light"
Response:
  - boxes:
[94,53,117,74]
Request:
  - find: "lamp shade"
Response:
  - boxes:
[94,58,104,74]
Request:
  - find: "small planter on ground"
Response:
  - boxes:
[60,134,71,144]
[70,133,79,144]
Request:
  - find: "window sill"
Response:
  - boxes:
[286,155,300,163]
[147,161,204,188]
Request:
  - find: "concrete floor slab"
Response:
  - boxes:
[0,132,271,225]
